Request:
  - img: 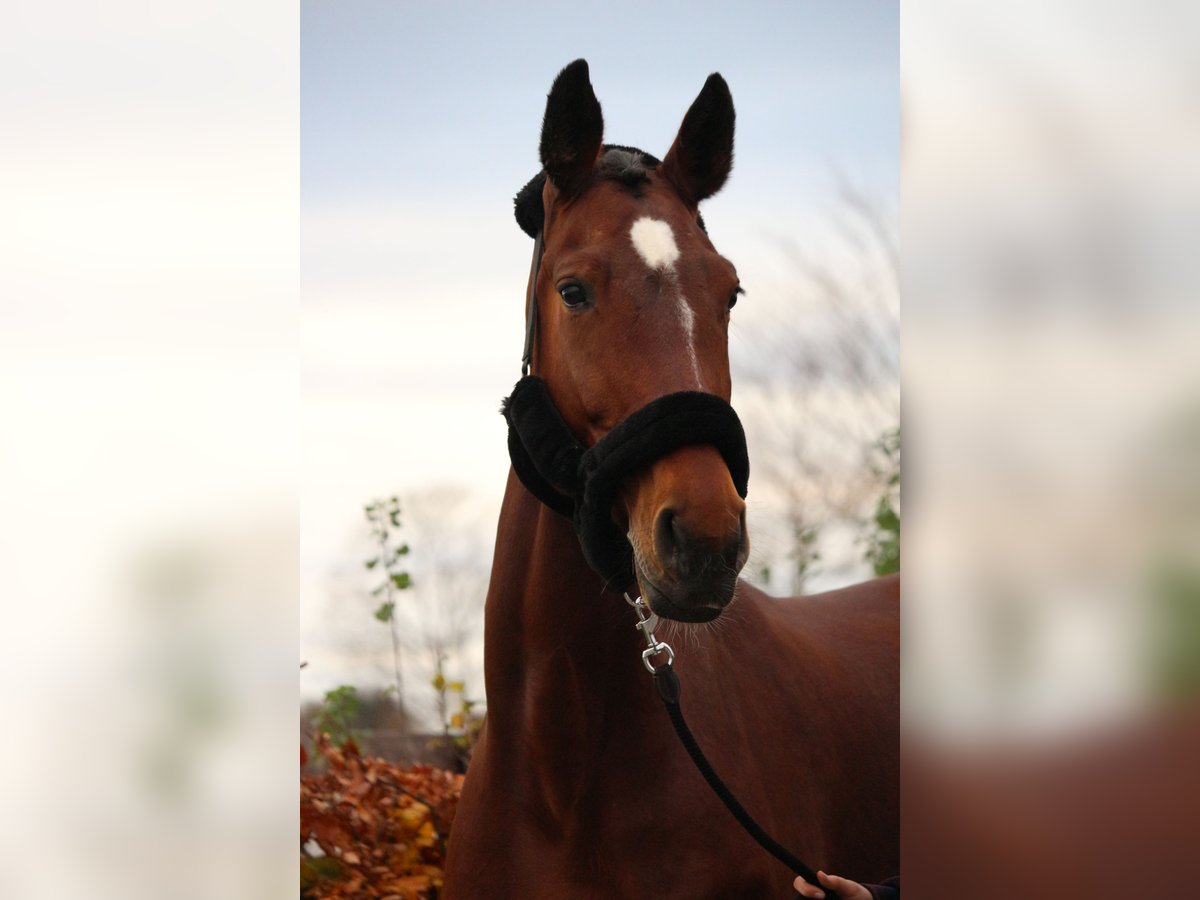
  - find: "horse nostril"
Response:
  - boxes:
[654,507,680,564]
[653,505,744,584]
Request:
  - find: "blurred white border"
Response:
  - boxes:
[0,2,298,897]
[905,0,1200,740]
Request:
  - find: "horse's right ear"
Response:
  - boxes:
[661,73,735,207]
[539,59,604,198]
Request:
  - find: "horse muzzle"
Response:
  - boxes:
[619,444,747,621]
[635,562,738,624]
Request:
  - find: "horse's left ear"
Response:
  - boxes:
[539,59,604,198]
[661,73,735,206]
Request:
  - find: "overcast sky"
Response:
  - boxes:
[300,1,898,701]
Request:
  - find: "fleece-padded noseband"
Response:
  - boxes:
[502,375,749,591]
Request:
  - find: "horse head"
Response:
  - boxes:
[513,59,748,623]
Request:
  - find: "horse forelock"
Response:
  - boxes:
[597,145,658,191]
[512,144,705,239]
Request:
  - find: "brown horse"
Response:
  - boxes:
[443,60,898,899]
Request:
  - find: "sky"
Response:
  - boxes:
[300,0,899,704]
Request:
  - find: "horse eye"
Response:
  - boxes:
[728,286,745,310]
[558,283,587,309]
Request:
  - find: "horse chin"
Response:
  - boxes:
[636,568,732,623]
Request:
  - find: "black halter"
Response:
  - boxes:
[502,230,750,592]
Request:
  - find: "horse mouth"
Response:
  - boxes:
[635,566,730,623]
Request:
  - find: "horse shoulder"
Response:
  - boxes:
[753,575,900,880]
[762,573,898,652]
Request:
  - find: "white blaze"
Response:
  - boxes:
[628,217,703,387]
[629,216,680,271]
[677,299,701,385]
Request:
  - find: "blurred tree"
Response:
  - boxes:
[429,653,484,772]
[313,685,360,750]
[863,426,901,576]
[1148,562,1200,703]
[365,497,412,722]
[399,487,488,737]
[734,183,899,593]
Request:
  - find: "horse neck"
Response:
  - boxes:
[482,469,653,753]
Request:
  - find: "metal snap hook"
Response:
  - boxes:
[642,641,675,674]
[626,592,673,673]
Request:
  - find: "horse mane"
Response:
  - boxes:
[513,144,705,238]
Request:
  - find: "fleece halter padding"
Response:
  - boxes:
[502,375,750,591]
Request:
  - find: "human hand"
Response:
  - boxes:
[793,870,871,900]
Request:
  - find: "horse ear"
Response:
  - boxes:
[661,73,735,206]
[539,59,604,198]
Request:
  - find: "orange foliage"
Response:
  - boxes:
[301,734,465,899]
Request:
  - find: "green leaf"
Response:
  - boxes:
[431,672,445,691]
[302,856,344,890]
[365,557,379,569]
[374,601,395,622]
[394,543,410,558]
[391,572,412,590]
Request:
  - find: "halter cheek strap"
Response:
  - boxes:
[520,232,544,378]
[502,374,750,591]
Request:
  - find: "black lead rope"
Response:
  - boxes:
[652,664,821,893]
